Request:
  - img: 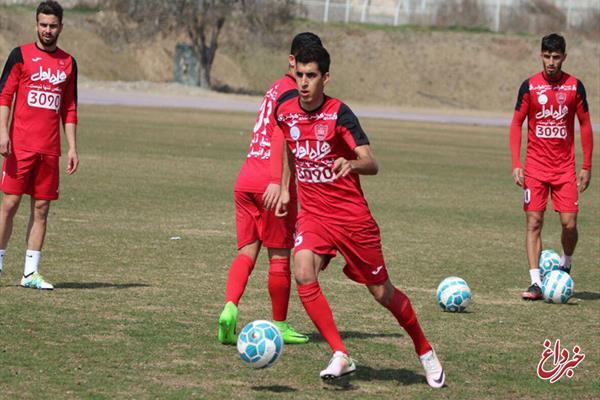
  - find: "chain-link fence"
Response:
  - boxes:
[294,0,600,33]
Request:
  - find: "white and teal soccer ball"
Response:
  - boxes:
[237,320,283,369]
[436,276,471,312]
[542,270,574,304]
[539,249,560,280]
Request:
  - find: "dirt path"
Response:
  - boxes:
[79,85,599,131]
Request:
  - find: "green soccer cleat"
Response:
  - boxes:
[218,301,238,345]
[274,320,309,344]
[20,272,54,290]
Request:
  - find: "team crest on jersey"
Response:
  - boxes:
[556,92,567,105]
[314,124,328,141]
[290,126,301,141]
[538,94,548,105]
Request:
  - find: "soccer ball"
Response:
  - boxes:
[237,320,283,369]
[539,249,560,279]
[436,276,471,312]
[542,270,574,304]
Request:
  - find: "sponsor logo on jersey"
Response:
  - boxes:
[294,140,331,161]
[538,94,548,105]
[32,57,42,62]
[535,104,568,121]
[314,124,328,141]
[30,67,67,85]
[556,92,567,105]
[290,126,301,141]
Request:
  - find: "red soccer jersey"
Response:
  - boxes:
[275,95,372,222]
[510,71,593,176]
[0,43,77,156]
[234,74,297,193]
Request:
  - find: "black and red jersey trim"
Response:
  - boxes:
[337,103,369,146]
[0,47,23,93]
[515,79,529,111]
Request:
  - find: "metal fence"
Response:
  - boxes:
[294,0,600,32]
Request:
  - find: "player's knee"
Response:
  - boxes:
[1,196,21,216]
[294,265,316,285]
[369,283,393,306]
[526,217,543,232]
[33,202,50,221]
[561,220,577,232]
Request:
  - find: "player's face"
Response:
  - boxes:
[541,50,566,78]
[296,62,330,111]
[36,14,62,48]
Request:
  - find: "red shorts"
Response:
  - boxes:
[1,150,59,200]
[523,172,578,213]
[234,191,297,250]
[293,213,389,285]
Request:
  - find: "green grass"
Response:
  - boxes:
[0,105,598,399]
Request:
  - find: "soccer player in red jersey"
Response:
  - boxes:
[0,1,78,290]
[274,45,445,387]
[217,33,323,345]
[510,34,593,300]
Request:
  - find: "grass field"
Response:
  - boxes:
[0,104,598,399]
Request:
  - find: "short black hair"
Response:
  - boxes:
[541,33,566,53]
[290,32,322,56]
[295,45,330,75]
[37,1,63,23]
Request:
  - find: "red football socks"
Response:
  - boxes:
[385,288,432,356]
[224,254,255,305]
[268,257,291,322]
[297,281,347,354]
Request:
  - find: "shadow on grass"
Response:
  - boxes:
[321,367,427,391]
[307,330,403,343]
[54,282,150,289]
[574,291,600,301]
[251,385,297,393]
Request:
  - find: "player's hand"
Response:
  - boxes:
[275,189,290,218]
[262,183,280,210]
[577,169,591,193]
[66,148,79,175]
[0,131,10,157]
[332,157,353,179]
[512,167,524,187]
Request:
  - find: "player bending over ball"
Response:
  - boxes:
[274,45,445,387]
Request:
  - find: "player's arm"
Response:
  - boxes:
[333,145,378,179]
[333,103,376,178]
[510,80,530,187]
[275,146,294,218]
[575,80,593,193]
[0,47,24,157]
[61,57,79,175]
[262,124,283,210]
[0,106,10,156]
[64,123,78,175]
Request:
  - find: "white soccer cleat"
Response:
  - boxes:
[420,349,445,388]
[320,351,356,380]
[21,272,54,290]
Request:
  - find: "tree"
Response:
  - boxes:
[108,0,239,89]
